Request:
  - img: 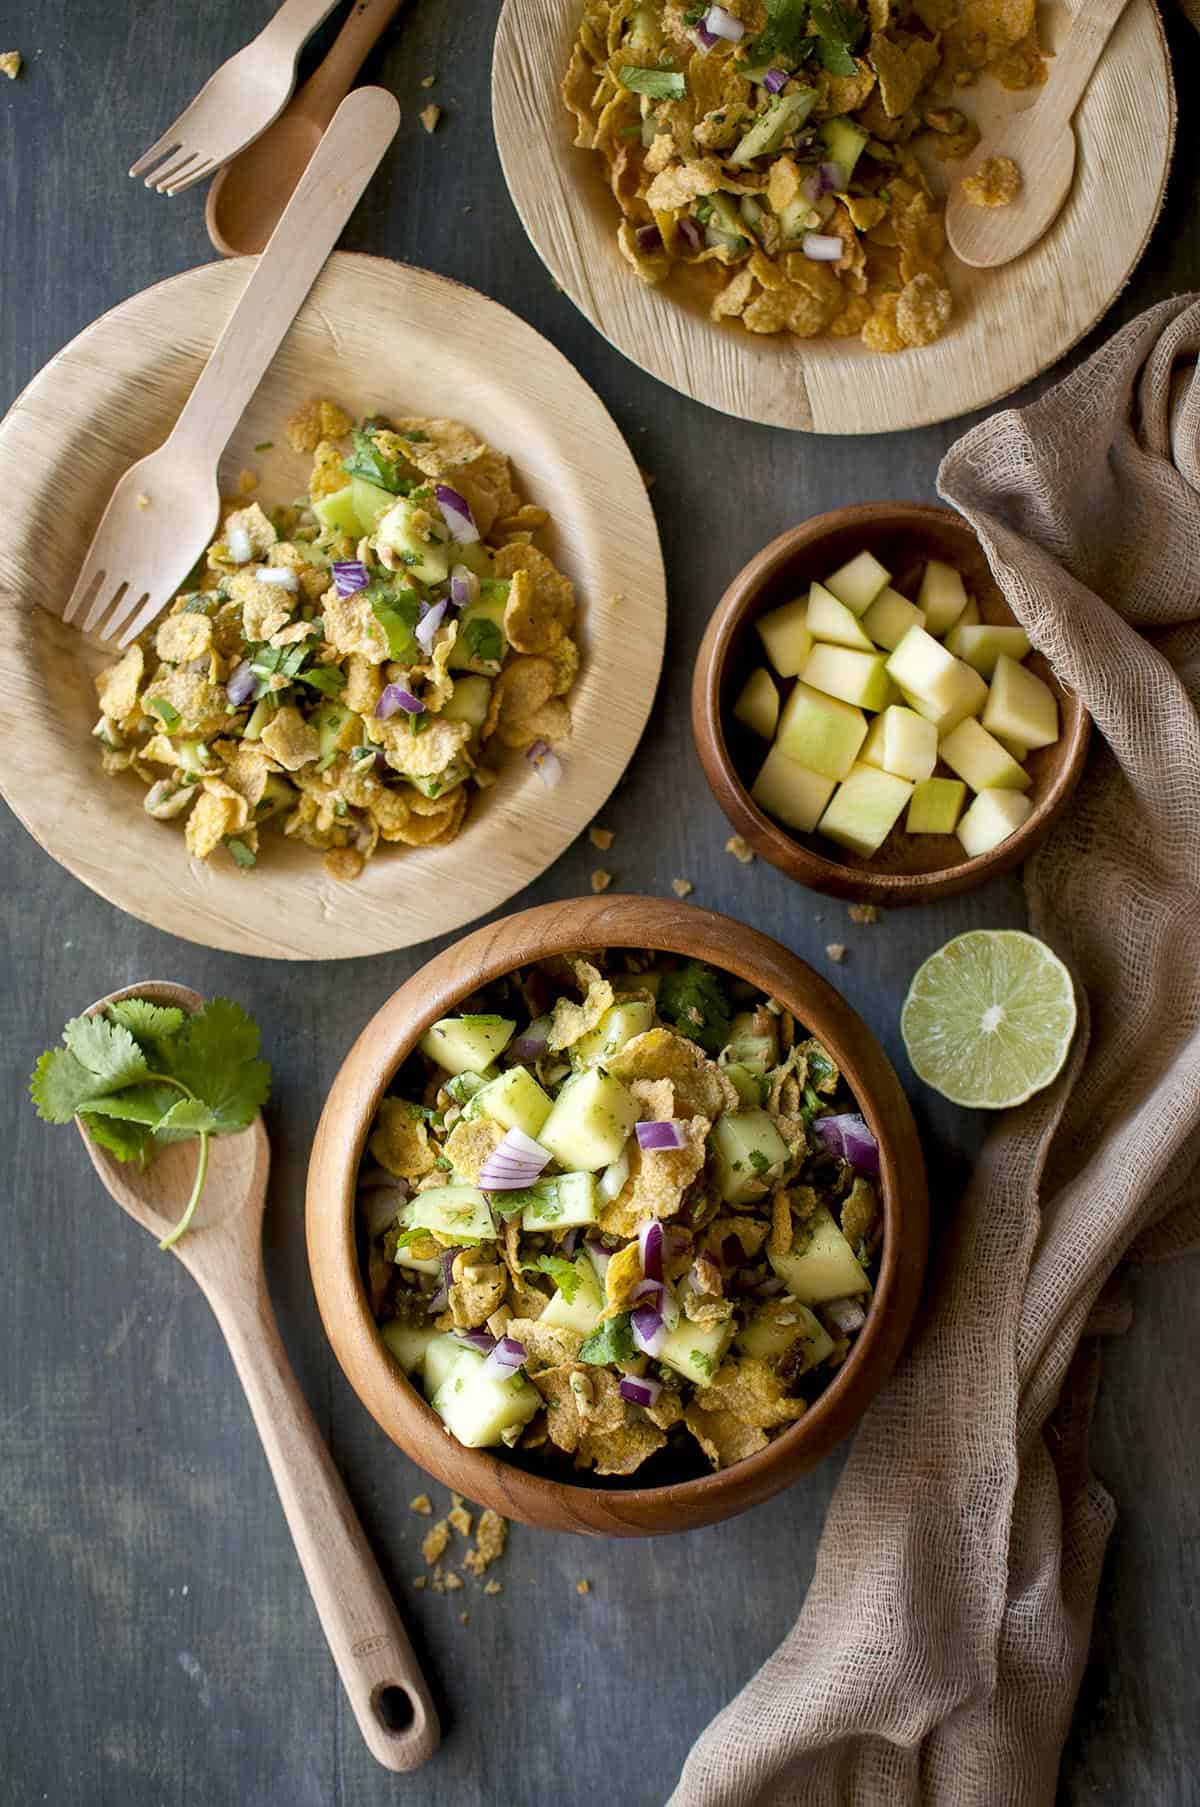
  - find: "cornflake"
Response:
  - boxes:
[962,154,1023,207]
[588,826,614,851]
[725,834,754,865]
[590,869,614,894]
[671,877,694,898]
[420,104,442,134]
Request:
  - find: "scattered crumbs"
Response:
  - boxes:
[422,1521,451,1565]
[420,73,436,88]
[181,1584,189,1598]
[442,1572,465,1593]
[462,1508,508,1578]
[639,467,656,490]
[459,1611,470,1625]
[420,104,442,134]
[725,834,754,865]
[0,51,21,80]
[451,1492,465,1509]
[463,204,473,214]
[412,1575,427,1591]
[237,468,258,494]
[588,825,614,851]
[848,903,880,924]
[448,1504,473,1538]
[576,1579,591,1595]
[825,943,847,963]
[254,440,274,453]
[591,868,614,894]
[410,1493,433,1516]
[135,493,151,510]
[484,1580,503,1596]
[671,877,694,898]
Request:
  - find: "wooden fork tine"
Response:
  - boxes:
[149,151,201,193]
[162,158,216,197]
[129,131,183,181]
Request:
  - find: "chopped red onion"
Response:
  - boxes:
[751,1274,786,1298]
[638,1218,665,1281]
[665,1225,691,1260]
[415,598,449,656]
[226,659,257,707]
[255,564,299,590]
[802,232,843,262]
[376,684,424,719]
[813,1112,880,1176]
[561,1227,581,1258]
[635,223,663,254]
[763,67,788,93]
[333,560,370,598]
[630,1277,664,1311]
[478,1127,552,1190]
[677,216,703,252]
[704,3,744,40]
[510,1018,551,1061]
[226,525,253,565]
[449,563,479,608]
[619,1375,663,1408]
[694,25,718,48]
[825,1296,867,1334]
[428,1246,463,1316]
[526,740,564,789]
[631,1304,666,1358]
[481,1335,527,1379]
[456,1329,497,1355]
[435,484,479,544]
[636,1119,686,1153]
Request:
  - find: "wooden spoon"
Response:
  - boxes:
[945,0,1131,269]
[207,0,406,256]
[78,980,439,1772]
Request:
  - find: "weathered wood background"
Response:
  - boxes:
[0,4,1196,1802]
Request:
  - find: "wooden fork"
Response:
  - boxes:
[130,0,340,195]
[65,86,399,649]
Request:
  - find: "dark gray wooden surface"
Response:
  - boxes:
[1,5,1196,1803]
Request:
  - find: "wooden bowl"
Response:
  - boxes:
[692,504,1091,907]
[306,894,929,1537]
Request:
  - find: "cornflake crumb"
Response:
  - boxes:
[442,1572,464,1593]
[725,834,754,865]
[588,825,614,851]
[135,493,151,510]
[412,1576,427,1590]
[459,1611,470,1624]
[422,1521,451,1565]
[237,468,258,495]
[591,868,614,893]
[462,1508,508,1577]
[421,74,436,88]
[848,903,879,924]
[825,943,847,963]
[639,467,656,490]
[962,154,1022,208]
[484,1580,503,1596]
[576,1579,591,1595]
[448,1505,473,1538]
[0,52,21,80]
[671,877,694,898]
[410,1494,433,1516]
[420,104,442,134]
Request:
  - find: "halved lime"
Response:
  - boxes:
[901,930,1077,1109]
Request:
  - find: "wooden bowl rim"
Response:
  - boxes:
[691,501,1091,905]
[306,894,929,1536]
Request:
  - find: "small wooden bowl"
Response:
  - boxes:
[306,895,929,1538]
[692,503,1091,906]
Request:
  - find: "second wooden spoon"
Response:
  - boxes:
[207,0,405,257]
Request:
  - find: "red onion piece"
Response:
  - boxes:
[332,560,370,598]
[526,740,564,789]
[636,1119,686,1152]
[226,659,257,707]
[802,232,843,262]
[481,1336,527,1379]
[813,1112,880,1176]
[635,223,663,254]
[456,1329,497,1354]
[751,1274,786,1298]
[763,67,788,93]
[449,563,479,608]
[638,1217,665,1281]
[630,1277,664,1310]
[704,3,744,40]
[631,1305,666,1358]
[435,484,479,544]
[695,25,718,48]
[825,1296,867,1334]
[510,1018,550,1062]
[561,1227,581,1258]
[619,1375,663,1408]
[415,598,448,656]
[376,684,424,719]
[677,216,703,252]
[479,1127,551,1190]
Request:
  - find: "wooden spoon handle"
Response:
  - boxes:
[200,1261,439,1770]
[170,86,399,465]
[299,0,407,122]
[256,0,344,56]
[1048,0,1131,122]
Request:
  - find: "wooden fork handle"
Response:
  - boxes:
[200,1261,439,1771]
[300,0,408,122]
[171,86,400,465]
[257,0,344,53]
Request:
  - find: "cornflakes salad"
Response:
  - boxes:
[562,0,1046,352]
[92,401,578,880]
[362,951,883,1477]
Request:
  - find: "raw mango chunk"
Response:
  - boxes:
[939,717,1031,793]
[803,644,892,712]
[404,1184,496,1242]
[982,655,1059,750]
[775,681,867,781]
[431,1349,541,1448]
[864,705,937,782]
[751,744,836,832]
[381,1320,437,1376]
[907,776,968,834]
[917,559,969,637]
[711,1108,790,1205]
[466,1065,554,1139]
[806,581,875,651]
[519,1172,601,1231]
[956,789,1034,857]
[768,1204,870,1302]
[421,1015,516,1074]
[756,596,813,677]
[537,1068,637,1171]
[818,762,913,857]
[570,999,657,1068]
[824,550,890,616]
[539,1255,605,1335]
[657,1315,735,1387]
[886,625,980,714]
[945,622,1030,676]
[861,586,925,652]
[733,667,780,739]
[737,1299,834,1370]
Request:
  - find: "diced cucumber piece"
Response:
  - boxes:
[939,717,1031,793]
[538,1255,605,1336]
[447,588,509,672]
[723,1061,765,1107]
[711,1108,790,1205]
[466,1065,553,1140]
[817,762,913,858]
[431,1350,541,1448]
[820,116,870,183]
[917,559,969,637]
[570,999,657,1070]
[420,1015,516,1075]
[768,1203,870,1302]
[803,643,892,712]
[313,699,356,768]
[242,694,277,742]
[657,1315,735,1387]
[728,88,818,165]
[732,667,780,739]
[956,789,1033,857]
[423,1332,466,1398]
[403,1184,496,1243]
[862,586,925,652]
[807,581,875,651]
[737,1299,834,1370]
[756,595,813,678]
[313,483,363,537]
[381,1320,437,1375]
[725,1010,776,1072]
[376,497,451,586]
[394,1247,442,1277]
[255,773,295,823]
[448,540,494,579]
[751,744,837,833]
[407,760,470,801]
[982,654,1059,750]
[538,1068,638,1171]
[907,776,967,835]
[775,681,867,781]
[824,550,890,616]
[444,1068,494,1105]
[517,1171,601,1231]
[349,474,398,534]
[441,673,492,732]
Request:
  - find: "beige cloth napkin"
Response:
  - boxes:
[672,297,1200,1807]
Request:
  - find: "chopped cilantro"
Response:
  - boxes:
[657,961,732,1055]
[364,579,421,660]
[461,617,504,665]
[743,0,811,69]
[342,428,411,494]
[224,836,257,868]
[809,1,863,73]
[579,1314,635,1365]
[690,1349,716,1377]
[523,1254,583,1301]
[145,697,181,731]
[806,1041,839,1093]
[254,440,274,452]
[748,1149,771,1176]
[618,66,686,101]
[295,664,346,697]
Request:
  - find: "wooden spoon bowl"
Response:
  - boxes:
[692,504,1091,907]
[306,895,929,1537]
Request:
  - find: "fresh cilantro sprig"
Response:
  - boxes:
[30,996,271,1250]
[741,0,863,75]
[657,961,733,1056]
[579,1313,635,1365]
[342,428,413,495]
[523,1254,583,1301]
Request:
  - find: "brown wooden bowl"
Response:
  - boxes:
[306,895,929,1538]
[692,503,1091,906]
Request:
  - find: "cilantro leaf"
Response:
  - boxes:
[295,665,346,697]
[461,618,504,665]
[153,1096,225,1139]
[78,1083,185,1128]
[579,1313,635,1365]
[524,1254,583,1301]
[656,962,733,1056]
[224,836,257,869]
[744,0,811,69]
[342,428,412,495]
[146,697,181,731]
[159,999,270,1134]
[106,1000,185,1043]
[365,580,421,661]
[618,66,685,100]
[85,1115,153,1164]
[810,0,863,73]
[31,1015,150,1123]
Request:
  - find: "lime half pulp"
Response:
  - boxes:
[901,929,1077,1109]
